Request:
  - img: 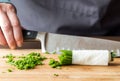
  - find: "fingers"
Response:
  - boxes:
[6,4,23,47]
[0,10,16,49]
[0,3,23,49]
[0,28,7,46]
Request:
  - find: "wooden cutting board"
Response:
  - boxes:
[0,49,120,81]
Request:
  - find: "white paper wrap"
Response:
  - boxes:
[72,50,111,65]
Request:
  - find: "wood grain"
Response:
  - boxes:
[0,49,120,81]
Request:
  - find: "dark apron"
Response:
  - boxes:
[11,0,111,36]
[101,0,120,36]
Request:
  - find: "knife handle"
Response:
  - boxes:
[22,29,47,52]
[22,30,38,41]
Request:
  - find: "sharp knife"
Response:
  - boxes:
[22,30,120,57]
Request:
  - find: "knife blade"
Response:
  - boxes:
[22,30,120,57]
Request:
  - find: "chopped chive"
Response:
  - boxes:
[8,69,12,72]
[2,72,6,73]
[5,52,47,70]
[111,52,116,61]
[49,59,61,68]
[59,50,72,65]
[45,51,50,54]
[45,51,56,54]
[52,51,56,54]
[54,74,59,76]
[56,66,61,69]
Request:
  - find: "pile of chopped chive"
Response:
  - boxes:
[4,52,47,70]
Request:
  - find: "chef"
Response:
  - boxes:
[0,0,119,49]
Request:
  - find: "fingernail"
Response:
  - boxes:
[11,45,16,49]
[17,41,22,47]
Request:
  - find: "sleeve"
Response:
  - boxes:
[101,0,120,36]
[11,0,111,36]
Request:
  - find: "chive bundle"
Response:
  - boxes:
[5,52,46,70]
[58,50,115,65]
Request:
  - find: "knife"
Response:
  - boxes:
[22,30,120,57]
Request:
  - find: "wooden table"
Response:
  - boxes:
[0,49,120,81]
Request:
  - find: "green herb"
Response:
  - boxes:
[2,72,6,73]
[49,50,72,68]
[5,54,15,64]
[2,56,6,58]
[111,52,116,61]
[54,74,59,76]
[45,51,50,54]
[18,56,25,58]
[45,51,56,54]
[59,50,72,65]
[7,69,12,72]
[5,54,15,58]
[55,66,61,69]
[111,52,116,58]
[52,51,56,54]
[49,59,61,68]
[5,52,47,70]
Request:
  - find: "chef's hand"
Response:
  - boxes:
[0,3,23,49]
